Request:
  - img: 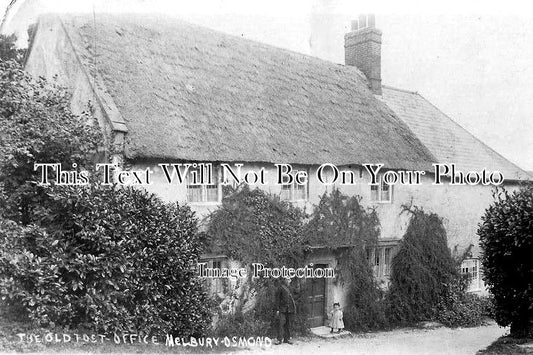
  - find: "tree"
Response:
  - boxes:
[478,185,533,337]
[0,60,101,223]
[387,206,458,324]
[0,34,26,64]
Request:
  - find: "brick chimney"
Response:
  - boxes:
[344,14,382,95]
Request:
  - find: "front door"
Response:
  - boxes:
[306,264,327,327]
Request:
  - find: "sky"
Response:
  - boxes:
[1,0,532,171]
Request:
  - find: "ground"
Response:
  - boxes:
[0,322,509,354]
[247,322,508,355]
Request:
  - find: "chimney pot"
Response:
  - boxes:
[367,14,375,28]
[358,14,367,28]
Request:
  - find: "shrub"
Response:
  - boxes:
[207,185,305,268]
[0,185,212,337]
[343,297,389,332]
[0,60,101,224]
[387,206,458,324]
[0,34,25,63]
[207,185,307,332]
[435,277,492,327]
[478,184,533,337]
[213,311,270,338]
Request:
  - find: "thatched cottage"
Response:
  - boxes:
[23,13,529,327]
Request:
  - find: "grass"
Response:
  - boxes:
[477,335,533,355]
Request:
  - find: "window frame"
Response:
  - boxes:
[460,258,481,292]
[367,243,397,280]
[186,164,222,204]
[280,167,309,202]
[370,176,393,204]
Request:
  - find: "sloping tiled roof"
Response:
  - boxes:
[27,14,437,171]
[381,86,528,180]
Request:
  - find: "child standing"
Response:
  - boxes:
[329,302,344,333]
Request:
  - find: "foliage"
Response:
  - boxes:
[207,186,308,334]
[304,189,380,251]
[305,189,384,331]
[343,297,389,332]
[387,206,458,324]
[0,34,25,64]
[435,276,493,327]
[340,247,389,332]
[478,335,533,355]
[0,60,101,224]
[478,184,533,337]
[207,185,306,268]
[208,188,386,333]
[212,310,270,338]
[0,185,212,337]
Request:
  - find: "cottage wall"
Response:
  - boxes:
[133,161,517,298]
[134,162,517,259]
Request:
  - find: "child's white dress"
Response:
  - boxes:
[330,309,344,329]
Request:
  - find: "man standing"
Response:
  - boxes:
[275,276,296,345]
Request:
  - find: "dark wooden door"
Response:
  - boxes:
[306,264,327,327]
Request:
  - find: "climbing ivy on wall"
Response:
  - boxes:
[387,206,458,324]
[305,189,385,331]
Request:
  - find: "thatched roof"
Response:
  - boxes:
[381,86,529,180]
[27,13,436,171]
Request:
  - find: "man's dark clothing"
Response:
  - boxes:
[277,312,293,343]
[275,284,296,343]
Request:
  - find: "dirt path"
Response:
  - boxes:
[249,323,508,355]
[6,323,507,355]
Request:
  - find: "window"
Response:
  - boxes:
[211,259,224,294]
[280,168,308,201]
[370,177,392,203]
[367,245,395,279]
[461,258,481,291]
[199,258,226,295]
[187,165,220,203]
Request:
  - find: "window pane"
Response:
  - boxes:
[187,166,220,202]
[205,186,218,202]
[211,260,223,293]
[460,259,479,291]
[381,182,391,202]
[370,185,379,201]
[280,184,291,200]
[293,182,306,200]
[187,185,203,202]
[205,168,219,202]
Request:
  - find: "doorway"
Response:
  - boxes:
[306,263,327,327]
